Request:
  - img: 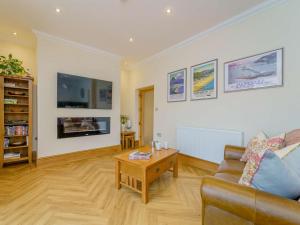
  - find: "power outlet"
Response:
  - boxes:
[156,132,162,138]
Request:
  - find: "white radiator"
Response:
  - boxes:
[176,127,244,164]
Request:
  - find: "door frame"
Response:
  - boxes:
[137,85,154,147]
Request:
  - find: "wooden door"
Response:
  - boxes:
[138,86,154,147]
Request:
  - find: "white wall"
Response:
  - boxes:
[36,32,121,158]
[120,69,132,117]
[122,0,300,150]
[0,40,36,78]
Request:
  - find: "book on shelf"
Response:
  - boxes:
[5,125,28,136]
[128,151,152,160]
[4,82,16,88]
[5,120,28,125]
[4,138,9,148]
[4,98,18,104]
[4,152,21,159]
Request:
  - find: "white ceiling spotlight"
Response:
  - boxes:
[165,7,172,15]
[129,37,134,43]
[56,8,61,13]
[12,32,17,36]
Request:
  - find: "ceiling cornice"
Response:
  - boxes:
[132,0,287,69]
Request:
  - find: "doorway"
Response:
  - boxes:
[138,86,154,147]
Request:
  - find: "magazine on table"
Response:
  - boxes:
[128,151,152,160]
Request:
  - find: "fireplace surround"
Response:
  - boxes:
[57,117,110,139]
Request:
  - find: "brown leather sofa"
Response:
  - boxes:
[200,130,300,225]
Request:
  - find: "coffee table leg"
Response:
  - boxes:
[115,160,121,189]
[142,172,149,203]
[173,157,178,178]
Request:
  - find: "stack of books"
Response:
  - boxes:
[4,83,16,88]
[4,99,18,104]
[129,151,152,160]
[4,152,21,159]
[5,125,28,136]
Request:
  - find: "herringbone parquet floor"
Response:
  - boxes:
[0,153,211,225]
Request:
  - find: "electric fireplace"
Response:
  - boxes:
[57,117,110,139]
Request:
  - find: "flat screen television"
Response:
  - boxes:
[57,73,112,109]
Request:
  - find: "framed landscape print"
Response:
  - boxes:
[224,48,283,92]
[190,59,217,100]
[167,68,187,102]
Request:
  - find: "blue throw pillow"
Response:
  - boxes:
[251,150,300,199]
[281,146,300,178]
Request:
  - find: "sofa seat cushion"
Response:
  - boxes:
[217,160,245,174]
[214,173,241,183]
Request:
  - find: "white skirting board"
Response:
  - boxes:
[176,127,244,164]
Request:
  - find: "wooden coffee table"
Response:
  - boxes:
[114,146,178,203]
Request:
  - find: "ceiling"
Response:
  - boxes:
[0,0,268,63]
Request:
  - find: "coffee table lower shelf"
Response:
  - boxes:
[119,175,143,194]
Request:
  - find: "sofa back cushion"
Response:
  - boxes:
[285,129,300,146]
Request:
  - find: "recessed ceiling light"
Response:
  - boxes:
[165,8,172,15]
[13,32,17,36]
[56,8,61,13]
[129,37,134,43]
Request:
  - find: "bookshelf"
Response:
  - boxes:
[0,75,33,167]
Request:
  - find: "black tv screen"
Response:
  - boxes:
[57,73,112,109]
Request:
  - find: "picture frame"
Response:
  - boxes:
[190,59,218,100]
[224,48,283,92]
[167,68,187,102]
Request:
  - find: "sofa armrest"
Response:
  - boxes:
[224,145,246,160]
[201,176,300,225]
[201,176,256,223]
[255,191,300,225]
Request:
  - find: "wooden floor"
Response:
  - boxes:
[0,153,212,225]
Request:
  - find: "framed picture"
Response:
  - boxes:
[167,68,187,102]
[190,59,218,100]
[224,48,283,92]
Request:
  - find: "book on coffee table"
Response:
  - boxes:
[128,151,152,160]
